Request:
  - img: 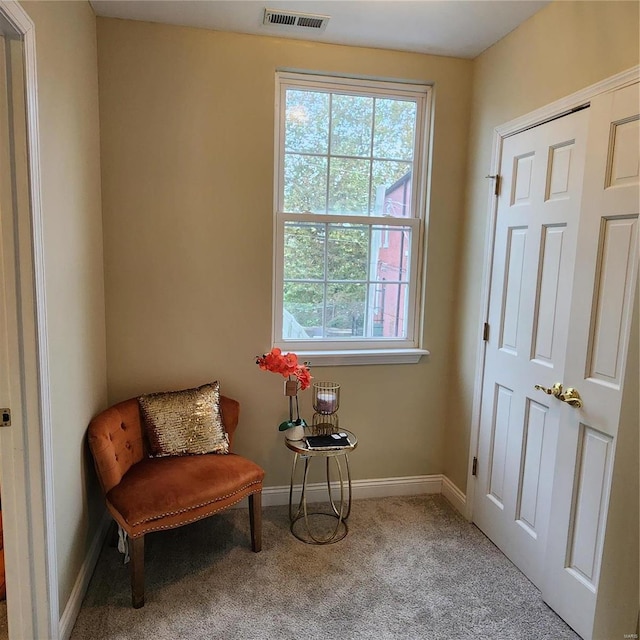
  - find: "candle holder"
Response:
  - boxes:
[312,412,340,435]
[312,382,340,415]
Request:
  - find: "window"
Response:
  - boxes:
[273,72,432,364]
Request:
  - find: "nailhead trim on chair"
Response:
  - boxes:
[129,479,263,526]
[131,487,262,537]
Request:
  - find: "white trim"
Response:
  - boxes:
[21,10,58,638]
[294,348,429,366]
[497,65,640,138]
[441,476,466,517]
[0,2,58,638]
[465,65,640,523]
[277,71,433,96]
[464,119,502,521]
[244,474,446,508]
[58,512,111,640]
[272,71,432,358]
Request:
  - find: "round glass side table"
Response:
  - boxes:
[285,429,358,545]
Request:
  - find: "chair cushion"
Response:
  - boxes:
[138,381,229,457]
[106,453,264,529]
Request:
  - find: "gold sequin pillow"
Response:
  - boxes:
[138,382,229,457]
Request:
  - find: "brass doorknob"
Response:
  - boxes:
[558,387,583,408]
[534,382,563,398]
[534,383,583,408]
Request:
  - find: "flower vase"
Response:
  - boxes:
[285,424,305,441]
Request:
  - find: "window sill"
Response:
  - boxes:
[295,348,430,367]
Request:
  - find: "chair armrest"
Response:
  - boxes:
[220,396,239,449]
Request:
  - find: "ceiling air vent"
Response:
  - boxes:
[263,9,330,32]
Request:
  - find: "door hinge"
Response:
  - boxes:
[485,174,501,196]
[483,322,489,341]
[472,456,478,476]
[1,408,11,427]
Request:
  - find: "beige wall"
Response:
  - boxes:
[448,0,640,491]
[21,0,107,617]
[96,18,472,486]
[9,0,638,628]
[11,0,639,626]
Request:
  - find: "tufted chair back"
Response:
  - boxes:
[88,399,144,494]
[88,395,240,495]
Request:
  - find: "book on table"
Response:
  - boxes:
[305,434,351,449]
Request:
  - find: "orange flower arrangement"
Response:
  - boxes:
[256,348,312,430]
[256,347,312,389]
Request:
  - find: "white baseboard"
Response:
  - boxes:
[260,473,444,507]
[441,476,467,516]
[58,511,112,640]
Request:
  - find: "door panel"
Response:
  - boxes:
[608,118,639,187]
[515,398,548,535]
[512,153,535,204]
[474,108,589,588]
[542,83,639,640]
[500,226,528,353]
[587,216,638,385]
[531,223,566,365]
[566,424,612,590]
[546,141,575,200]
[487,383,513,508]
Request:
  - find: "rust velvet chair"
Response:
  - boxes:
[88,395,264,608]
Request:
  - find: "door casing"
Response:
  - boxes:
[466,64,640,520]
[0,2,58,638]
[467,64,640,638]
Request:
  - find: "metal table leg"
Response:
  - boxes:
[327,454,352,519]
[288,452,350,544]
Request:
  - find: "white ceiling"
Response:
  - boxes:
[90,0,550,59]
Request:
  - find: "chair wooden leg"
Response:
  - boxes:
[248,492,262,553]
[130,535,145,608]
[108,520,119,548]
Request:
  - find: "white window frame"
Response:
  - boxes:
[272,72,432,365]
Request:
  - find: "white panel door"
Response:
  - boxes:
[542,82,639,640]
[473,109,589,588]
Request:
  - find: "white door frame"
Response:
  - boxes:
[465,64,640,521]
[0,1,58,638]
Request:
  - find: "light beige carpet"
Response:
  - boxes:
[71,495,579,640]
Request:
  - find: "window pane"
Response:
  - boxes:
[373,99,416,161]
[327,224,368,281]
[369,283,409,338]
[328,157,370,215]
[330,94,373,157]
[285,90,329,154]
[371,226,412,282]
[371,160,412,217]
[284,154,327,213]
[283,282,324,339]
[326,283,366,338]
[284,222,325,280]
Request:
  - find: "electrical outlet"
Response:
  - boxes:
[1,408,10,427]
